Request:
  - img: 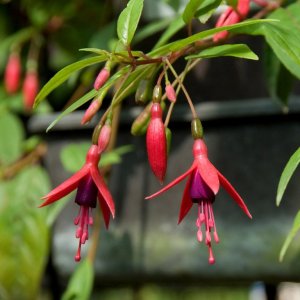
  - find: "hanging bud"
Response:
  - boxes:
[5,53,21,94]
[94,61,111,91]
[135,79,151,105]
[165,127,172,154]
[152,85,162,103]
[98,123,112,153]
[165,84,176,102]
[191,118,204,140]
[81,91,105,125]
[23,71,39,110]
[146,103,167,183]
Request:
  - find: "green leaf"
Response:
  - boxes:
[195,0,222,23]
[79,48,110,56]
[279,210,300,262]
[182,0,203,24]
[134,18,173,44]
[117,0,144,46]
[186,44,258,60]
[264,44,294,107]
[60,143,133,173]
[34,55,108,107]
[46,89,97,132]
[0,112,24,165]
[226,0,238,9]
[62,259,94,300]
[150,19,276,56]
[276,148,300,206]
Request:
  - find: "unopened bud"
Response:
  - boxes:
[165,127,172,154]
[23,71,39,110]
[5,53,21,94]
[165,84,176,102]
[98,124,111,153]
[191,118,203,140]
[152,85,162,103]
[94,68,110,90]
[135,79,151,104]
[81,100,102,125]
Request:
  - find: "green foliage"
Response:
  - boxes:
[264,44,294,107]
[276,148,300,206]
[0,166,50,300]
[62,259,94,300]
[182,0,203,24]
[195,0,222,23]
[186,44,258,60]
[60,143,133,173]
[117,0,144,46]
[0,111,24,166]
[279,210,300,261]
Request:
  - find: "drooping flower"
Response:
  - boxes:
[40,145,115,261]
[213,0,250,42]
[23,70,39,110]
[5,53,21,94]
[146,102,167,183]
[146,138,251,264]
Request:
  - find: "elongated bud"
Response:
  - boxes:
[23,71,39,110]
[5,53,21,94]
[81,100,102,125]
[94,68,110,90]
[165,127,172,154]
[153,85,162,103]
[135,79,151,104]
[165,84,176,102]
[146,103,167,183]
[98,123,111,153]
[191,118,203,139]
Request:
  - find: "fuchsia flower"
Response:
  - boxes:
[213,0,250,42]
[5,53,21,94]
[146,103,167,183]
[146,138,251,264]
[40,145,115,261]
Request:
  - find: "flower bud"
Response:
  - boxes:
[165,84,176,102]
[135,79,151,105]
[94,68,110,90]
[152,85,162,103]
[131,103,152,136]
[23,71,39,110]
[5,53,21,94]
[165,127,172,154]
[81,100,102,125]
[146,103,167,183]
[191,118,203,140]
[98,124,111,153]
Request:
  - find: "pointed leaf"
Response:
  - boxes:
[276,148,300,206]
[146,164,196,200]
[62,259,94,300]
[195,0,222,23]
[182,0,203,24]
[178,174,194,224]
[218,171,252,219]
[34,55,107,107]
[186,44,258,60]
[279,210,300,262]
[117,0,144,46]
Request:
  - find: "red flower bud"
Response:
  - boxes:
[81,100,101,124]
[23,71,39,110]
[165,84,176,102]
[98,124,111,153]
[146,103,167,183]
[5,53,21,94]
[94,68,110,90]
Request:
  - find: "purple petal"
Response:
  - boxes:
[190,171,215,202]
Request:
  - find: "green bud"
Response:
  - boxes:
[191,118,203,139]
[135,79,151,105]
[165,127,172,154]
[131,103,152,136]
[152,85,162,103]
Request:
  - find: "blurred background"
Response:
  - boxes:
[1,0,300,299]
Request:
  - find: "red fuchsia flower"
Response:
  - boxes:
[146,138,252,264]
[23,70,39,110]
[40,145,115,262]
[146,102,167,183]
[213,0,250,42]
[94,67,110,90]
[5,53,21,94]
[165,83,176,103]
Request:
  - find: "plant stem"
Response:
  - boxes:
[164,58,198,119]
